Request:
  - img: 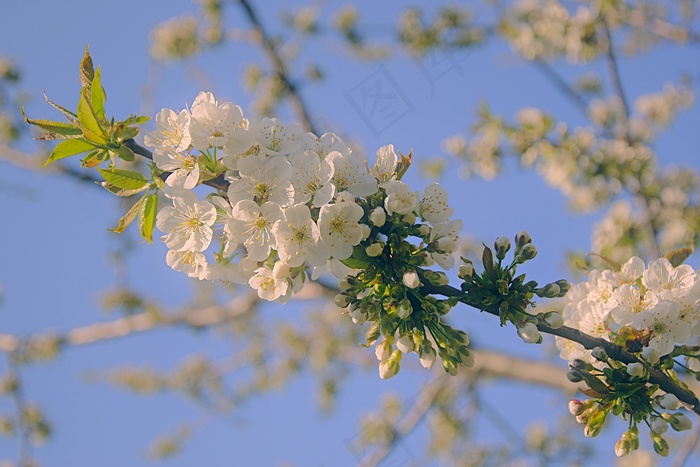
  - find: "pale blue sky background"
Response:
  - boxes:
[1,1,700,465]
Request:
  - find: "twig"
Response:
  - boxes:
[238,0,318,134]
[420,277,700,416]
[532,60,590,120]
[362,374,450,466]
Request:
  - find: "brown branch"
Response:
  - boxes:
[238,0,318,134]
[599,18,630,142]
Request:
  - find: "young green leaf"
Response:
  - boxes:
[666,246,694,268]
[97,168,149,191]
[22,108,82,137]
[138,193,158,243]
[90,67,107,121]
[79,46,95,88]
[110,195,147,234]
[44,139,96,166]
[99,181,150,197]
[42,90,78,120]
[77,88,106,143]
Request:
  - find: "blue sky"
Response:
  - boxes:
[1,1,700,465]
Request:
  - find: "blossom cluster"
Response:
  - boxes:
[556,256,700,362]
[145,92,461,306]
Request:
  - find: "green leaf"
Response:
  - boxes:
[117,144,135,161]
[42,90,78,120]
[119,114,150,126]
[666,246,694,268]
[97,168,149,191]
[340,245,372,269]
[44,138,96,166]
[79,46,95,88]
[82,149,106,168]
[138,193,158,243]
[482,245,497,281]
[100,181,149,197]
[90,66,106,121]
[22,107,82,137]
[77,88,106,143]
[110,195,147,234]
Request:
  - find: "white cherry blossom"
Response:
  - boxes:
[300,131,350,159]
[254,117,302,156]
[289,150,335,206]
[272,203,329,267]
[371,144,397,183]
[632,301,690,356]
[189,91,253,152]
[228,200,283,261]
[327,151,378,197]
[227,154,295,207]
[156,197,217,252]
[249,265,289,302]
[166,250,208,279]
[144,108,191,153]
[153,149,200,189]
[419,183,453,224]
[382,180,417,216]
[318,201,365,260]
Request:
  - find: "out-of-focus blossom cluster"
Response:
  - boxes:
[556,256,700,362]
[501,0,598,63]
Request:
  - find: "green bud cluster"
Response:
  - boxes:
[331,189,473,379]
[457,233,568,343]
[567,354,692,458]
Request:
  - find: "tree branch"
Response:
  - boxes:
[420,277,700,416]
[237,0,318,134]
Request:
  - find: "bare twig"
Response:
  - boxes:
[238,0,318,134]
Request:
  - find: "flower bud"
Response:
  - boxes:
[642,347,660,365]
[402,271,420,289]
[397,298,412,319]
[366,243,384,257]
[591,346,608,361]
[517,244,537,263]
[417,224,430,237]
[369,207,386,227]
[658,394,680,410]
[566,369,583,383]
[669,412,693,431]
[626,362,644,377]
[517,322,541,344]
[334,293,351,308]
[458,263,474,280]
[360,224,371,240]
[375,340,392,361]
[555,279,571,296]
[396,334,414,353]
[651,432,669,457]
[402,212,416,225]
[351,307,366,325]
[540,311,563,329]
[494,236,511,260]
[515,230,532,249]
[339,275,356,291]
[614,432,631,457]
[568,400,585,417]
[378,350,401,379]
[419,344,436,369]
[651,416,668,434]
[538,283,560,298]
